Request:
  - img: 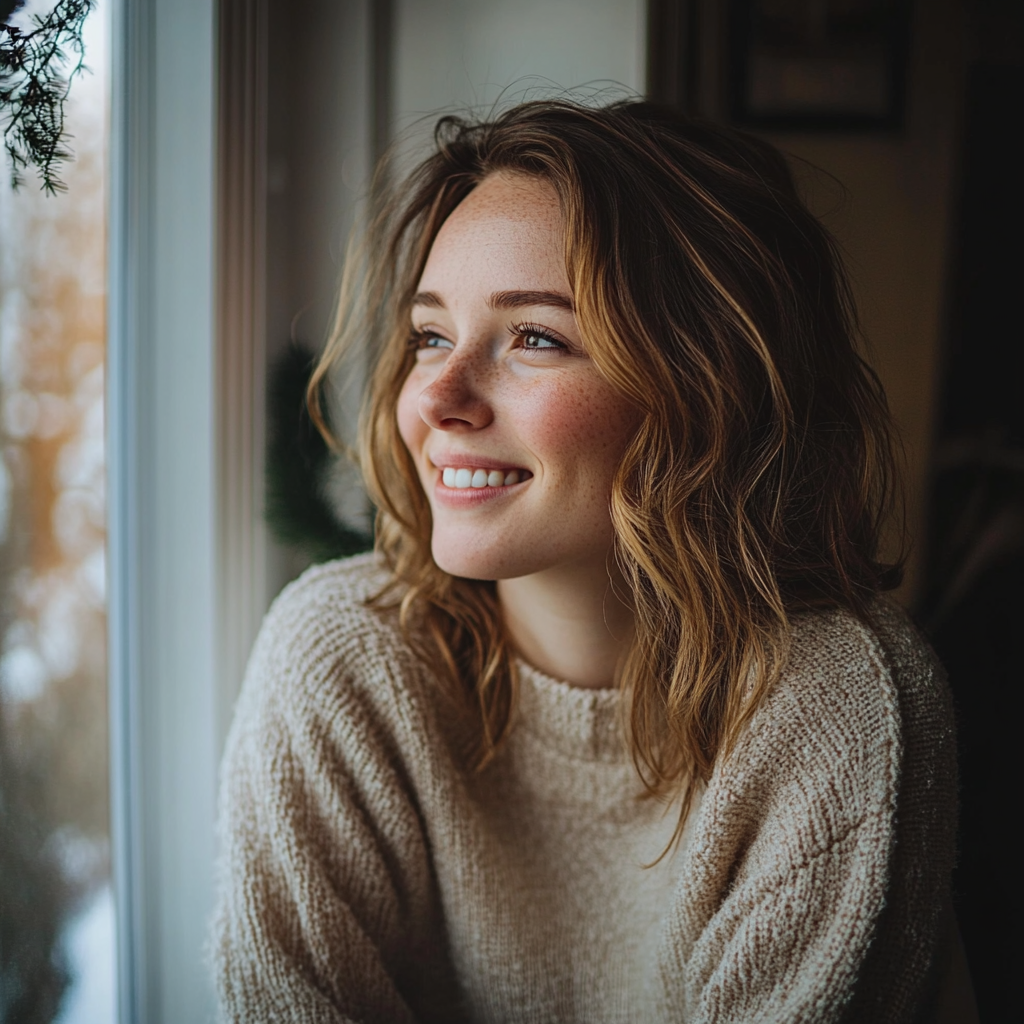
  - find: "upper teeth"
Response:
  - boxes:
[442,467,522,489]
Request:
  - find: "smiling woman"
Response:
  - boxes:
[211,101,968,1023]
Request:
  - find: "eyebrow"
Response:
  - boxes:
[411,289,575,313]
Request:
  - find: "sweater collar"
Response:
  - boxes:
[514,659,628,763]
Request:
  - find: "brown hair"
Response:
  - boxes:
[310,99,903,823]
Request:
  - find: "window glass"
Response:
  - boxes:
[0,1,114,1021]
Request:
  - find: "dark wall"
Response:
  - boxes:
[922,4,1024,1017]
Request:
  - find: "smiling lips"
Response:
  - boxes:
[440,466,529,489]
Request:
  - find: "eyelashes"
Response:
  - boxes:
[407,323,571,353]
[507,321,567,351]
[407,329,450,350]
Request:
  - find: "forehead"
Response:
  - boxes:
[417,173,567,292]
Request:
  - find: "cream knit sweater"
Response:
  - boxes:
[211,554,957,1023]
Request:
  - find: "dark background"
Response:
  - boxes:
[649,1,1022,1018]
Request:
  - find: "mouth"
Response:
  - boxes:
[439,466,533,490]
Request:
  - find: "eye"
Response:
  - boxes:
[409,330,454,352]
[511,322,567,352]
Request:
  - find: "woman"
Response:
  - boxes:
[212,101,963,1022]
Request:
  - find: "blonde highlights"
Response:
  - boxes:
[311,100,903,809]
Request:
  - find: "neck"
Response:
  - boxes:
[497,559,634,689]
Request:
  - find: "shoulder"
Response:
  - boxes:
[779,599,956,824]
[251,551,400,664]
[247,552,412,688]
[788,597,944,715]
[731,602,904,792]
[227,553,430,766]
[753,598,947,784]
[702,599,954,876]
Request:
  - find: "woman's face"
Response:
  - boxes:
[397,172,638,582]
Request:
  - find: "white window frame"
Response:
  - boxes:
[107,0,220,1018]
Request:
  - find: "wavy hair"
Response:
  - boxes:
[310,100,903,822]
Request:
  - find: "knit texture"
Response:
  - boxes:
[211,554,957,1023]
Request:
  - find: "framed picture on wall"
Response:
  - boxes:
[728,0,912,131]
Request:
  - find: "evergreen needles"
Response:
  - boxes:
[1,0,95,193]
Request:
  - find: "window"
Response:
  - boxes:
[0,1,114,1020]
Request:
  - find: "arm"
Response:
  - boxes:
[671,604,956,1024]
[680,816,897,1023]
[687,846,974,1024]
[210,577,456,1023]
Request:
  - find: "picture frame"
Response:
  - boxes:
[728,0,912,131]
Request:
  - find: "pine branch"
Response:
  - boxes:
[1,0,95,193]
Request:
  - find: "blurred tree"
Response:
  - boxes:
[0,13,108,1016]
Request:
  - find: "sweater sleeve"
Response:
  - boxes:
[679,815,899,1023]
[666,604,956,1024]
[209,566,458,1024]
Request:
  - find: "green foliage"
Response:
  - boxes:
[265,343,372,564]
[1,0,95,193]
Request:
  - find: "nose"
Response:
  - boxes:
[417,351,494,432]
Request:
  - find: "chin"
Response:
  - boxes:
[430,533,536,582]
[431,546,508,582]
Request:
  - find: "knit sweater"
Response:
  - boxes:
[211,554,957,1023]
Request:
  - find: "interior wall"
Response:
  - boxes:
[696,0,967,604]
[916,5,1024,1014]
[267,0,649,380]
[781,0,966,604]
[391,0,646,164]
[265,0,374,594]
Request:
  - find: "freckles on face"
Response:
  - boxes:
[396,171,638,581]
[528,379,622,490]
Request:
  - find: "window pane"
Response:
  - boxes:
[0,2,114,1021]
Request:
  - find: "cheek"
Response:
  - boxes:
[522,380,637,480]
[591,394,640,465]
